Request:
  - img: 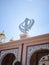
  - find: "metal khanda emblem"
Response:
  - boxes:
[19,18,34,33]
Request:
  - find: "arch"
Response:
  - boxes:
[12,59,21,65]
[12,59,17,65]
[30,49,49,65]
[1,53,16,65]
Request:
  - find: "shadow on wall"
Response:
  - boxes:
[1,53,16,65]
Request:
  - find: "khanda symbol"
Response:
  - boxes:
[19,18,34,33]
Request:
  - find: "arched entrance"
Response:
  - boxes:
[1,53,16,65]
[30,49,49,65]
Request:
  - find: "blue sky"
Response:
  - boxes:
[0,0,49,42]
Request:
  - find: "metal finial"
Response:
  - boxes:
[19,18,34,33]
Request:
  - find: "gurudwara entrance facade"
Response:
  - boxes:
[0,33,49,65]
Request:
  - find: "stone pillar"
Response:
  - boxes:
[20,33,30,39]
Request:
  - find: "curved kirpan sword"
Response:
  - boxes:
[19,18,34,33]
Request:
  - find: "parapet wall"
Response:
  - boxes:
[0,33,49,65]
